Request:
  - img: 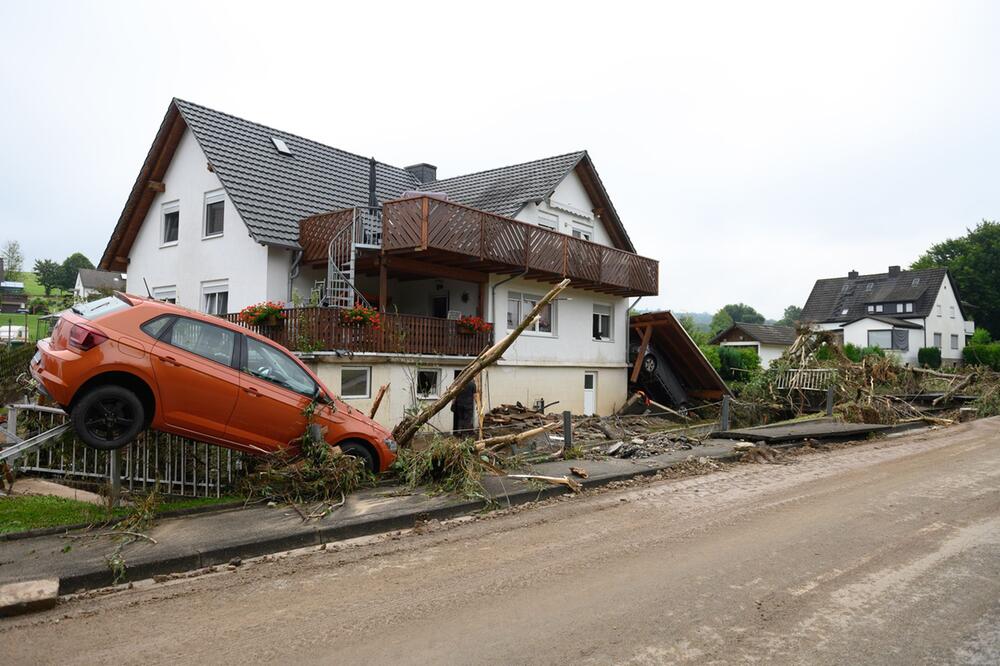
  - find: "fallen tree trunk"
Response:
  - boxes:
[506,473,582,493]
[474,421,561,451]
[369,383,389,420]
[392,279,571,447]
[932,372,976,407]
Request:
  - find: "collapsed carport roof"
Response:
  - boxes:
[630,311,731,400]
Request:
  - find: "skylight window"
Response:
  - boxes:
[911,277,920,287]
[271,137,292,155]
[866,283,873,292]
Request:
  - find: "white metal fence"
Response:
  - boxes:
[3,404,246,497]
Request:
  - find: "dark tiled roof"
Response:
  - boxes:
[417,152,587,218]
[77,268,125,291]
[175,99,420,247]
[845,315,923,329]
[710,322,797,346]
[800,267,949,323]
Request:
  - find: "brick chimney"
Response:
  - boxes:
[848,270,859,279]
[405,163,437,184]
[888,265,901,276]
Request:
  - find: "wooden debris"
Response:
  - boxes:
[368,383,389,420]
[569,466,589,479]
[507,473,583,493]
[474,422,562,451]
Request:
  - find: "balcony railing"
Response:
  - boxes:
[222,307,493,357]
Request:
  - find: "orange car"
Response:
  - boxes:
[30,293,396,472]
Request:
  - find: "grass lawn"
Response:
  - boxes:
[0,313,50,342]
[11,271,69,299]
[0,493,243,535]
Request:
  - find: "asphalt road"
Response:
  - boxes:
[3,418,999,665]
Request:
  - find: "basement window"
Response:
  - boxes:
[271,137,292,155]
[416,368,440,399]
[341,366,371,399]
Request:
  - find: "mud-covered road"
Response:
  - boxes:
[4,418,999,665]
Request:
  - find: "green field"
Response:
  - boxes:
[0,313,51,342]
[9,271,68,298]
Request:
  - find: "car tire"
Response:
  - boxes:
[71,385,145,451]
[642,353,658,374]
[339,441,376,473]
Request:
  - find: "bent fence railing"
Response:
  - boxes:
[3,404,245,498]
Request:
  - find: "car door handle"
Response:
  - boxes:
[243,386,261,397]
[160,356,182,367]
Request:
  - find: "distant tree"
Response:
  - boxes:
[678,314,709,345]
[912,220,1000,338]
[776,305,803,327]
[710,303,765,334]
[33,259,62,295]
[58,252,94,291]
[2,240,24,274]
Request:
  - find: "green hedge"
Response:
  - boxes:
[963,342,1000,370]
[917,346,942,369]
[717,345,761,381]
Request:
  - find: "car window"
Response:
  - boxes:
[244,337,316,396]
[140,315,175,340]
[168,318,236,366]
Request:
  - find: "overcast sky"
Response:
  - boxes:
[2,1,998,319]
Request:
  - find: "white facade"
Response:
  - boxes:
[814,274,973,366]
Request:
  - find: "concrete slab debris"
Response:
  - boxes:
[0,578,59,616]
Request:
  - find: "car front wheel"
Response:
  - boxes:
[71,385,145,450]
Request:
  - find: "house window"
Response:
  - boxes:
[153,285,177,304]
[949,306,955,319]
[912,278,921,287]
[841,308,849,315]
[204,191,225,237]
[416,368,440,399]
[340,366,371,399]
[936,304,942,317]
[867,305,874,313]
[593,304,613,340]
[201,280,229,315]
[868,330,892,349]
[951,334,959,350]
[537,211,558,231]
[934,332,942,348]
[507,291,553,334]
[571,228,592,241]
[866,283,874,292]
[875,304,883,313]
[905,303,913,313]
[162,202,179,245]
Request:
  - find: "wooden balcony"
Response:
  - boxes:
[299,197,659,297]
[222,307,493,356]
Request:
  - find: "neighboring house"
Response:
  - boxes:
[800,266,974,366]
[98,99,659,427]
[74,268,126,301]
[710,322,797,367]
[0,280,26,314]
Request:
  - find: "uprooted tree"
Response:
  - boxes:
[392,278,571,448]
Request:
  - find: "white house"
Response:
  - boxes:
[74,268,126,302]
[709,322,797,368]
[800,266,974,366]
[99,99,660,429]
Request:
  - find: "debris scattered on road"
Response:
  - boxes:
[507,473,583,493]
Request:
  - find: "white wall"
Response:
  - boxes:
[126,127,271,313]
[841,318,924,365]
[485,275,628,367]
[514,170,615,247]
[925,276,969,362]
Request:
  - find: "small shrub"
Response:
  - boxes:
[718,346,761,381]
[843,343,862,363]
[700,344,721,371]
[917,346,942,369]
[860,346,886,360]
[964,342,1000,371]
[971,327,992,345]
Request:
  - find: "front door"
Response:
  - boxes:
[226,336,318,453]
[583,371,597,416]
[150,317,240,442]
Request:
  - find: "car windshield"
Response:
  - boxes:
[71,295,132,320]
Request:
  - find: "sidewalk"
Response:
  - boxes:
[0,441,742,593]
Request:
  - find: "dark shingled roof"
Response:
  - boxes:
[710,322,798,346]
[175,99,420,247]
[800,267,952,324]
[417,151,587,218]
[77,268,126,291]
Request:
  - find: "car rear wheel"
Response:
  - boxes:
[338,441,376,473]
[642,353,657,374]
[71,385,145,450]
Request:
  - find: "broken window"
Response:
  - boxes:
[593,304,612,340]
[416,368,440,399]
[341,366,371,399]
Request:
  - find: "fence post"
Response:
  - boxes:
[5,405,16,442]
[825,386,835,416]
[108,449,121,508]
[720,396,731,431]
[562,410,573,450]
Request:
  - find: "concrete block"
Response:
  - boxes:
[0,579,59,616]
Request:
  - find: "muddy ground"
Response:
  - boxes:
[3,418,999,665]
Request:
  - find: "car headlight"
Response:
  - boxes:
[384,437,398,453]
